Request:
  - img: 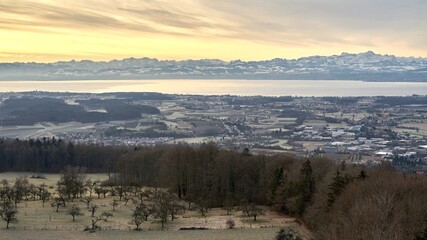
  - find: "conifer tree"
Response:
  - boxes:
[327,170,351,207]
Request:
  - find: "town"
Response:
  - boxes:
[0,92,426,174]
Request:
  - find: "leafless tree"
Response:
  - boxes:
[57,166,86,201]
[89,203,98,217]
[246,204,265,221]
[89,212,113,231]
[130,207,145,230]
[81,196,93,209]
[67,204,83,221]
[111,199,119,211]
[85,179,96,197]
[51,197,66,212]
[0,201,17,229]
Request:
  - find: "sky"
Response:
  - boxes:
[0,0,426,62]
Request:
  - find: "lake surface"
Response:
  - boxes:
[0,80,426,96]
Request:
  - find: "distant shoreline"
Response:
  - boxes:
[1,79,427,97]
[0,78,426,82]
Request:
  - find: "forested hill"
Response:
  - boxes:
[0,139,426,239]
[0,97,160,125]
[1,51,426,81]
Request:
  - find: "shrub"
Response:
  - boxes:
[275,228,302,240]
[226,219,235,229]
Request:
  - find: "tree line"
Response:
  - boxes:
[0,138,124,172]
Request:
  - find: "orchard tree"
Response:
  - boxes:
[111,199,119,211]
[133,202,153,221]
[112,185,128,201]
[89,212,113,231]
[151,190,173,229]
[51,197,66,212]
[167,194,183,221]
[223,197,234,215]
[57,166,86,201]
[195,198,209,217]
[247,203,265,222]
[85,179,96,197]
[81,196,93,209]
[0,201,17,229]
[67,205,83,221]
[0,180,12,202]
[39,189,51,207]
[94,187,103,199]
[130,207,145,230]
[90,203,98,217]
[12,177,30,206]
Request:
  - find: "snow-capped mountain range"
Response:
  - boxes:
[0,51,426,81]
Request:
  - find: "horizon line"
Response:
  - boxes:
[1,50,426,64]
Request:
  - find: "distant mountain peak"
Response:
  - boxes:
[0,52,426,82]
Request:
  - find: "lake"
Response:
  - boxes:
[0,79,426,96]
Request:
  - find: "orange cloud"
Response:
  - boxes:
[0,0,426,62]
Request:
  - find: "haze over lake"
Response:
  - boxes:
[1,80,426,96]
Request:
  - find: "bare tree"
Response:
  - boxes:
[130,207,145,230]
[51,197,66,212]
[194,198,209,217]
[57,166,86,201]
[112,185,128,201]
[89,212,113,231]
[167,194,184,221]
[0,201,17,229]
[123,195,132,206]
[101,212,113,222]
[81,196,93,209]
[0,180,11,202]
[28,184,38,201]
[223,197,234,215]
[67,204,83,221]
[89,203,98,217]
[85,179,96,197]
[37,184,51,207]
[111,199,119,211]
[94,187,103,199]
[246,204,265,221]
[101,188,109,198]
[151,190,172,229]
[133,202,153,221]
[238,199,250,217]
[12,177,30,206]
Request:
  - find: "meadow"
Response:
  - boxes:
[0,172,312,240]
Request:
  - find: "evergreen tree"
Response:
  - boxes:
[299,160,315,205]
[327,170,351,207]
[358,169,367,180]
[271,167,284,201]
[296,159,315,216]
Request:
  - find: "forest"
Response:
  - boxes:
[0,138,426,239]
[0,97,159,125]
